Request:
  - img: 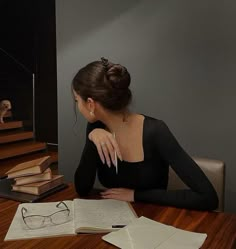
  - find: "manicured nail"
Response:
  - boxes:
[117,152,122,160]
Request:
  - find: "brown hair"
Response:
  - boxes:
[72,58,132,111]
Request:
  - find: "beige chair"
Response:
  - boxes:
[167,157,225,211]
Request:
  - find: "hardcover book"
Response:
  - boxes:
[6,156,51,178]
[12,175,64,195]
[14,168,52,185]
[0,178,68,203]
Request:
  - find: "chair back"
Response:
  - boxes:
[167,157,225,211]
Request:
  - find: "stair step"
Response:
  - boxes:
[0,131,34,144]
[0,121,23,130]
[0,141,47,160]
[4,110,12,118]
[0,151,58,176]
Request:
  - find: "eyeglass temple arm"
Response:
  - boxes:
[56,201,69,210]
[21,207,28,220]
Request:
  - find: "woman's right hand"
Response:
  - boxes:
[88,128,122,167]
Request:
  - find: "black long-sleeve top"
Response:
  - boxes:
[74,116,218,210]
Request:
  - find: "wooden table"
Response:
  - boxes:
[1,183,236,249]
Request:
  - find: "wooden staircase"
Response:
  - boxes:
[0,119,58,176]
[0,130,34,144]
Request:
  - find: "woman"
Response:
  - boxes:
[72,57,218,210]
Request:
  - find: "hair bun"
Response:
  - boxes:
[106,64,130,89]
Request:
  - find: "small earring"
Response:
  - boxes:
[90,111,94,116]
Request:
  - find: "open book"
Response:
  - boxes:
[4,199,137,241]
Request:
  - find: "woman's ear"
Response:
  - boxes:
[87,97,95,113]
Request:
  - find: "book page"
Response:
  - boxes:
[157,228,207,249]
[4,200,75,241]
[73,199,137,233]
[102,216,176,249]
[102,216,207,249]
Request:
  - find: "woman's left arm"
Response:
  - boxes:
[134,120,219,210]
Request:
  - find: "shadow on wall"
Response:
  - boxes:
[56,0,145,52]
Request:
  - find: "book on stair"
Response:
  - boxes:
[13,168,52,185]
[4,199,137,241]
[6,156,51,178]
[11,175,64,195]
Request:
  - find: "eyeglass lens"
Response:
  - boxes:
[24,210,70,229]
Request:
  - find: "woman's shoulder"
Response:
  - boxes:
[143,115,176,146]
[143,115,168,130]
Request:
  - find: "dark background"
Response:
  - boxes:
[0,0,57,144]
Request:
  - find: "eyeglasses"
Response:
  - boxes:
[21,201,70,229]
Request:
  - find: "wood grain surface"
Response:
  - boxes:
[1,183,235,249]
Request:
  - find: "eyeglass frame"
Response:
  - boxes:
[21,201,70,229]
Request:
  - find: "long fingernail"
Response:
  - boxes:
[107,162,111,167]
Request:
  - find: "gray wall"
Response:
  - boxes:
[56,0,236,212]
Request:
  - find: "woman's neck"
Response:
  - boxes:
[100,111,133,134]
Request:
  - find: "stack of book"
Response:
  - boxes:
[5,156,64,196]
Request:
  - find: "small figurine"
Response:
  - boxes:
[0,99,12,123]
